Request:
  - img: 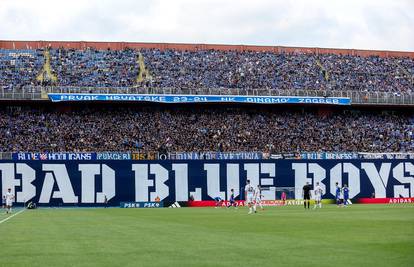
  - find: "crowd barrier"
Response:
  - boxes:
[2,86,414,105]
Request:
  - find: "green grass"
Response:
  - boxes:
[0,204,413,267]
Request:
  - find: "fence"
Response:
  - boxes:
[1,86,414,105]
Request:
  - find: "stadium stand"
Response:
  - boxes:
[0,42,413,93]
[0,105,413,153]
[0,41,413,154]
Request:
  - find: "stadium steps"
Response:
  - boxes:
[316,59,329,81]
[136,52,152,83]
[36,49,58,84]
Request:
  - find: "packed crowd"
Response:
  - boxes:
[0,49,44,89]
[0,48,413,93]
[1,106,413,153]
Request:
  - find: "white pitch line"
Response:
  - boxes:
[0,209,25,225]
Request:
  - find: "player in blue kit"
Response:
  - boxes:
[343,184,349,206]
[335,182,342,206]
[227,189,237,209]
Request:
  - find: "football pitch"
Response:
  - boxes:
[0,204,413,267]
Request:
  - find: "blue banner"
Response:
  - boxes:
[358,153,414,160]
[96,152,131,160]
[168,152,262,160]
[1,159,413,206]
[12,152,97,161]
[300,153,360,160]
[300,153,414,160]
[12,152,414,161]
[48,93,351,105]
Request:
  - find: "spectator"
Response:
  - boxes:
[1,48,413,93]
[0,105,412,153]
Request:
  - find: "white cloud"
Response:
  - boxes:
[0,0,413,51]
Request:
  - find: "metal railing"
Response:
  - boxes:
[1,86,414,105]
[0,152,12,160]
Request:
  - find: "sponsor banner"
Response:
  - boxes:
[12,152,96,161]
[97,152,131,160]
[169,152,262,160]
[0,159,413,206]
[48,93,351,106]
[260,199,335,205]
[357,197,414,204]
[262,200,302,206]
[188,200,245,207]
[120,202,163,208]
[131,152,159,160]
[187,199,335,207]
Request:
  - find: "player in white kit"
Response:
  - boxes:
[313,182,323,209]
[245,180,255,214]
[254,185,264,212]
[5,188,14,214]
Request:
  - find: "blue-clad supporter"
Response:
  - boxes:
[1,48,413,93]
[0,106,412,153]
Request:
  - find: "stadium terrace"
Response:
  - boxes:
[0,40,413,94]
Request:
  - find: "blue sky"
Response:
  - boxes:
[0,0,413,51]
